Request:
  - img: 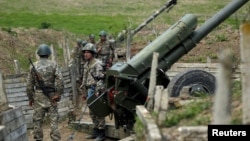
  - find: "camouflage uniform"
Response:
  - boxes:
[81,58,105,128]
[88,34,96,44]
[96,31,115,71]
[80,43,106,141]
[69,39,87,82]
[26,44,64,141]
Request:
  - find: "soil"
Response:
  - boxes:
[26,103,119,141]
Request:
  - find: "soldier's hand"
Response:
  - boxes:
[95,92,100,97]
[82,95,87,100]
[29,99,34,107]
[52,95,61,103]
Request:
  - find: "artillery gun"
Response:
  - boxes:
[88,0,249,135]
[115,0,177,44]
[114,0,177,60]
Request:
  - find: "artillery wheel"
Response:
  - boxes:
[167,69,216,97]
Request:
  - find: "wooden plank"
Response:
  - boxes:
[136,106,162,141]
[63,75,71,81]
[0,71,9,112]
[63,79,71,84]
[3,73,27,81]
[6,92,27,98]
[153,86,163,112]
[61,67,70,72]
[64,83,72,88]
[7,96,28,103]
[8,101,29,107]
[5,87,26,94]
[240,23,250,124]
[62,70,70,77]
[4,82,27,89]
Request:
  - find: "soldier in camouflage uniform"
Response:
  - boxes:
[68,39,88,123]
[26,44,64,141]
[88,34,96,44]
[96,30,115,71]
[80,43,106,141]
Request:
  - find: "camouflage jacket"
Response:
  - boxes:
[96,39,114,58]
[69,45,85,81]
[26,58,64,102]
[81,58,104,87]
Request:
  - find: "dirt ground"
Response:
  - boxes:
[26,103,119,141]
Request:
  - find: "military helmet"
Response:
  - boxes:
[77,38,82,44]
[37,44,51,56]
[82,43,96,54]
[89,34,95,39]
[99,30,107,36]
[81,40,88,47]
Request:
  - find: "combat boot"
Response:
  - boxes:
[85,128,99,139]
[94,129,106,141]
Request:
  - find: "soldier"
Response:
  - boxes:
[88,34,96,44]
[80,43,106,141]
[96,30,115,71]
[68,39,88,123]
[26,44,64,141]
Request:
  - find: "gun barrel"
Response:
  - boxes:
[122,14,197,75]
[159,0,249,71]
[116,0,177,43]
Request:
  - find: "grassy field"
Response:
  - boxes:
[0,0,248,35]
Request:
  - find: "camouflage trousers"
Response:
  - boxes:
[33,104,60,141]
[86,87,105,129]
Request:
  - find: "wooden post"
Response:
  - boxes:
[240,23,250,124]
[153,86,163,113]
[212,48,233,124]
[147,52,159,111]
[66,40,71,63]
[0,71,9,112]
[126,28,131,61]
[158,88,169,125]
[50,44,56,62]
[70,63,78,108]
[13,60,20,74]
[136,106,162,141]
[61,39,68,66]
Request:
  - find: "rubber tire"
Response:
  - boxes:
[167,69,216,97]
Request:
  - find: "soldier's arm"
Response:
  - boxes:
[80,64,87,88]
[96,61,105,79]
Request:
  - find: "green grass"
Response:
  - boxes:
[0,13,128,35]
[1,0,248,35]
[159,80,243,127]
